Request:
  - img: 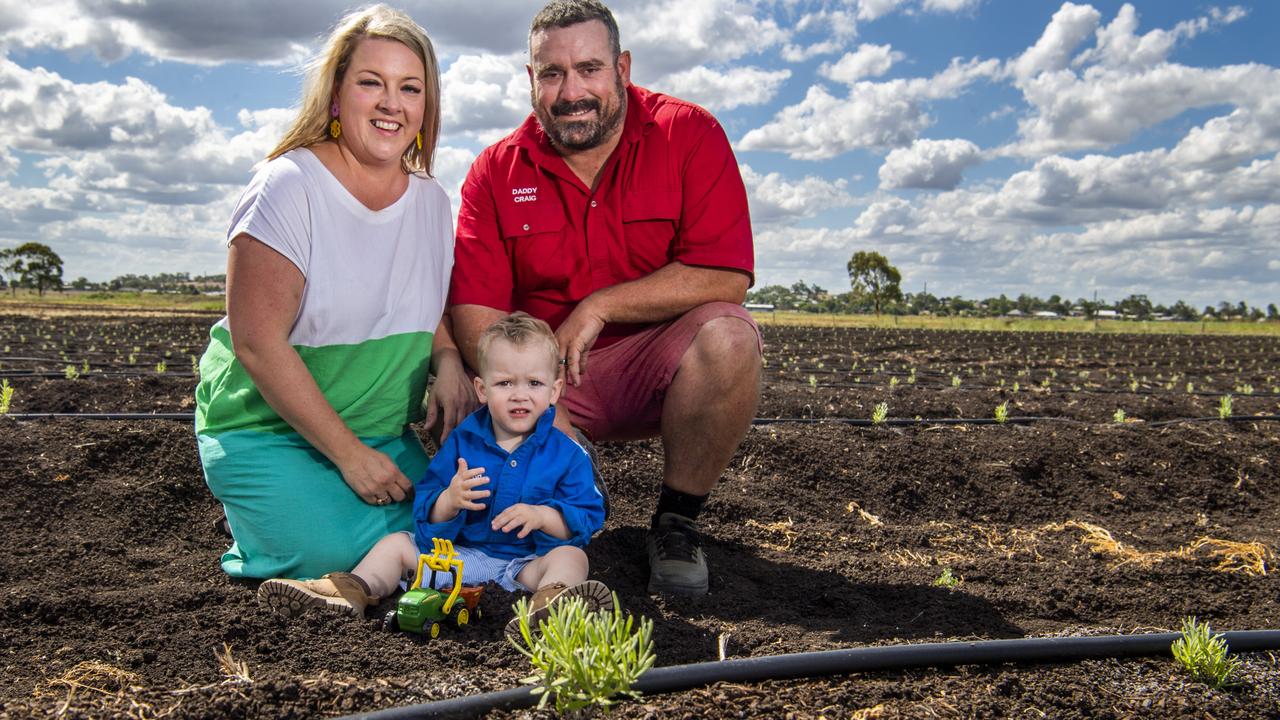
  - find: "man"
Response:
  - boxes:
[449,0,761,597]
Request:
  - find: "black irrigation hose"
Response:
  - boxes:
[2,412,195,420]
[5,413,1280,426]
[342,630,1280,720]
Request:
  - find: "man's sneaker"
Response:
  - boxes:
[572,428,610,522]
[646,513,709,596]
[258,572,378,618]
[505,580,613,643]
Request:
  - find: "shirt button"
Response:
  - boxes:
[590,200,597,208]
[510,459,518,467]
[522,223,530,231]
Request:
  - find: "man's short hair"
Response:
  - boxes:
[476,312,561,375]
[530,0,621,59]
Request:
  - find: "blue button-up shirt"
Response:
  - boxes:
[413,404,604,560]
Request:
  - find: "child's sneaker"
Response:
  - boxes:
[505,580,612,642]
[258,572,378,618]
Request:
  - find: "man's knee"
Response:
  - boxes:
[687,308,762,371]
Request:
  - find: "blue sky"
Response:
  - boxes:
[2,0,1277,309]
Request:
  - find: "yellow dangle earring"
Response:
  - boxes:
[415,132,422,151]
[329,100,341,139]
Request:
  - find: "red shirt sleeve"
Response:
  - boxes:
[671,111,755,284]
[449,150,515,311]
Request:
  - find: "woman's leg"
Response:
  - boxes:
[200,429,427,579]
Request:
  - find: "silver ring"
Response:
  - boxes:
[377,496,389,505]
[559,358,568,366]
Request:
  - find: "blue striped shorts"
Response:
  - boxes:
[406,538,538,593]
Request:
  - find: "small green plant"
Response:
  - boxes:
[128,352,137,364]
[1171,616,1240,689]
[932,567,961,590]
[1113,408,1126,423]
[1234,383,1253,395]
[1218,394,1232,419]
[0,379,13,414]
[156,360,167,374]
[907,368,916,384]
[1186,382,1194,393]
[888,376,900,388]
[510,593,655,714]
[808,374,817,389]
[1011,381,1020,393]
[81,360,90,375]
[191,354,200,376]
[64,365,80,380]
[994,402,1009,424]
[871,402,889,425]
[951,374,961,388]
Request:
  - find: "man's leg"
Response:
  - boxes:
[647,314,761,596]
[660,315,761,495]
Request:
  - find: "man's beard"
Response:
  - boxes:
[534,76,626,151]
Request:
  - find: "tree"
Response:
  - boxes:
[846,251,902,316]
[4,243,64,296]
[1268,303,1278,320]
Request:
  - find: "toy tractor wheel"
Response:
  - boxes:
[382,610,399,632]
[474,606,482,622]
[452,605,470,628]
[429,621,441,639]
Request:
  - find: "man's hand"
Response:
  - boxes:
[555,300,607,386]
[491,503,556,539]
[424,354,478,442]
[440,457,490,516]
[337,445,414,505]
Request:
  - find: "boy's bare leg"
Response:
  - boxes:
[352,533,420,598]
[515,545,589,590]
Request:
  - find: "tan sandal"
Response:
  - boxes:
[258,572,379,619]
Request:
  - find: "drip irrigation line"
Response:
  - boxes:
[341,629,1280,720]
[4,412,1279,426]
[2,412,195,420]
[0,371,196,379]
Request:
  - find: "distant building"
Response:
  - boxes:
[1095,309,1119,319]
[1033,311,1060,319]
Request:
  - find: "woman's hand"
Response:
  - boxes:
[337,444,414,506]
[425,351,477,442]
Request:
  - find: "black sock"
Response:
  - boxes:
[652,486,708,528]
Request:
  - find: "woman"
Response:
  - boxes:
[195,5,471,580]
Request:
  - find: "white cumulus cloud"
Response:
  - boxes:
[660,66,791,111]
[879,138,982,190]
[820,44,903,84]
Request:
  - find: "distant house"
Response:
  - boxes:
[1095,309,1119,319]
[1005,309,1024,317]
[1033,311,1060,319]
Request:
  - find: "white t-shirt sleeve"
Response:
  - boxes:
[226,157,312,276]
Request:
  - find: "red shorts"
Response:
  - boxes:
[558,302,762,442]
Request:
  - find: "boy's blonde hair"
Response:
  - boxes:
[476,312,560,374]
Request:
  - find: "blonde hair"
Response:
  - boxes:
[268,4,441,175]
[477,312,560,374]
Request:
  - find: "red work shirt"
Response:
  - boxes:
[450,85,754,347]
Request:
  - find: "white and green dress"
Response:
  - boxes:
[196,148,453,580]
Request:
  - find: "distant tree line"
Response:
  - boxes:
[747,250,1279,322]
[1,243,224,295]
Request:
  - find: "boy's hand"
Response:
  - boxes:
[442,457,490,514]
[491,503,554,539]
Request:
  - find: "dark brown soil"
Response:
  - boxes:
[2,314,1279,718]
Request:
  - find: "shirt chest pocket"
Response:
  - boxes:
[622,190,681,273]
[498,202,570,292]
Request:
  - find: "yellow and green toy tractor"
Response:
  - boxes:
[382,538,485,639]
